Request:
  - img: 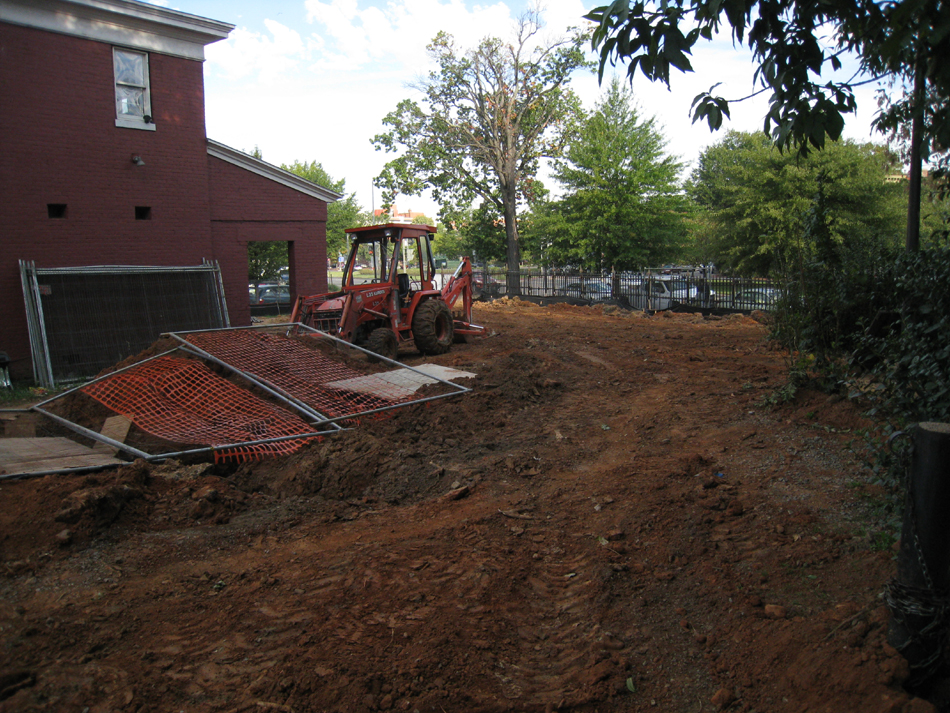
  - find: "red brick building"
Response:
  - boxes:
[0,0,340,380]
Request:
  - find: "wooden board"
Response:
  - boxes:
[0,437,122,476]
[92,415,132,455]
[3,412,39,438]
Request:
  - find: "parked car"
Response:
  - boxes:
[625,279,674,310]
[255,285,291,305]
[730,287,781,309]
[473,273,504,296]
[555,278,614,302]
[660,276,717,306]
[662,277,698,301]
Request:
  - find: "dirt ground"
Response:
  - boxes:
[0,300,934,712]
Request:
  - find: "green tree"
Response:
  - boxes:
[282,160,367,260]
[453,202,508,264]
[689,131,906,275]
[530,79,688,270]
[584,0,950,249]
[431,222,465,260]
[373,13,588,295]
[247,241,287,285]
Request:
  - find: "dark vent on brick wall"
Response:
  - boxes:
[47,204,67,219]
[135,206,152,220]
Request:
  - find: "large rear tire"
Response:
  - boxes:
[412,300,454,355]
[366,327,399,362]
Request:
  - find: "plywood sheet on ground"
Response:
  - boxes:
[0,437,121,476]
[326,364,476,401]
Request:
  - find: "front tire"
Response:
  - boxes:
[366,327,399,362]
[412,300,454,355]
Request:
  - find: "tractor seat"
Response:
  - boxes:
[397,273,411,305]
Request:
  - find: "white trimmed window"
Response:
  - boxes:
[113,48,155,130]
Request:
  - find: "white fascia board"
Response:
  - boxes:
[207,140,344,204]
[0,0,233,61]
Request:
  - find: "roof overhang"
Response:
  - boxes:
[207,140,344,204]
[0,0,233,61]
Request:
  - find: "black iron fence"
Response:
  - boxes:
[467,268,783,312]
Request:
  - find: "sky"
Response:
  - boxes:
[150,0,887,219]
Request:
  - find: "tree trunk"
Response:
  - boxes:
[906,56,925,252]
[502,187,522,296]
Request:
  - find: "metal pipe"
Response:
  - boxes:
[32,264,221,275]
[291,323,472,392]
[142,427,344,460]
[19,260,43,385]
[22,260,56,387]
[163,323,298,336]
[33,406,153,460]
[308,389,468,428]
[206,258,231,328]
[33,405,339,463]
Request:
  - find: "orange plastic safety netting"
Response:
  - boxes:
[81,356,317,459]
[183,329,417,418]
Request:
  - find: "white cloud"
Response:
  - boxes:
[205,20,307,82]
[302,0,521,73]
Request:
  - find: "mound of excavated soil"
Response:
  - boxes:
[0,301,935,713]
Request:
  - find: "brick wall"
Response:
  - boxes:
[208,156,329,327]
[0,23,215,377]
[0,21,330,379]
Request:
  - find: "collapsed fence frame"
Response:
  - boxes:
[27,346,341,466]
[14,323,473,476]
[166,323,474,427]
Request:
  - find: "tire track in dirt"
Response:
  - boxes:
[2,305,923,713]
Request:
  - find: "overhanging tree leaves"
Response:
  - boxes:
[584,0,950,248]
[531,79,688,270]
[373,14,588,294]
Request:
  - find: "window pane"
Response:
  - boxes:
[116,86,145,116]
[114,50,145,86]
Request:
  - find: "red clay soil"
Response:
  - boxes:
[0,301,935,712]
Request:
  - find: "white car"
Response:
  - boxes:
[625,279,674,310]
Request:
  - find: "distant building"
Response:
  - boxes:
[0,0,342,379]
[373,206,429,224]
[885,168,930,183]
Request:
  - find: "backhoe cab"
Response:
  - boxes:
[290,223,483,361]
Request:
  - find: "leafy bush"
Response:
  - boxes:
[773,244,950,486]
[853,248,950,424]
